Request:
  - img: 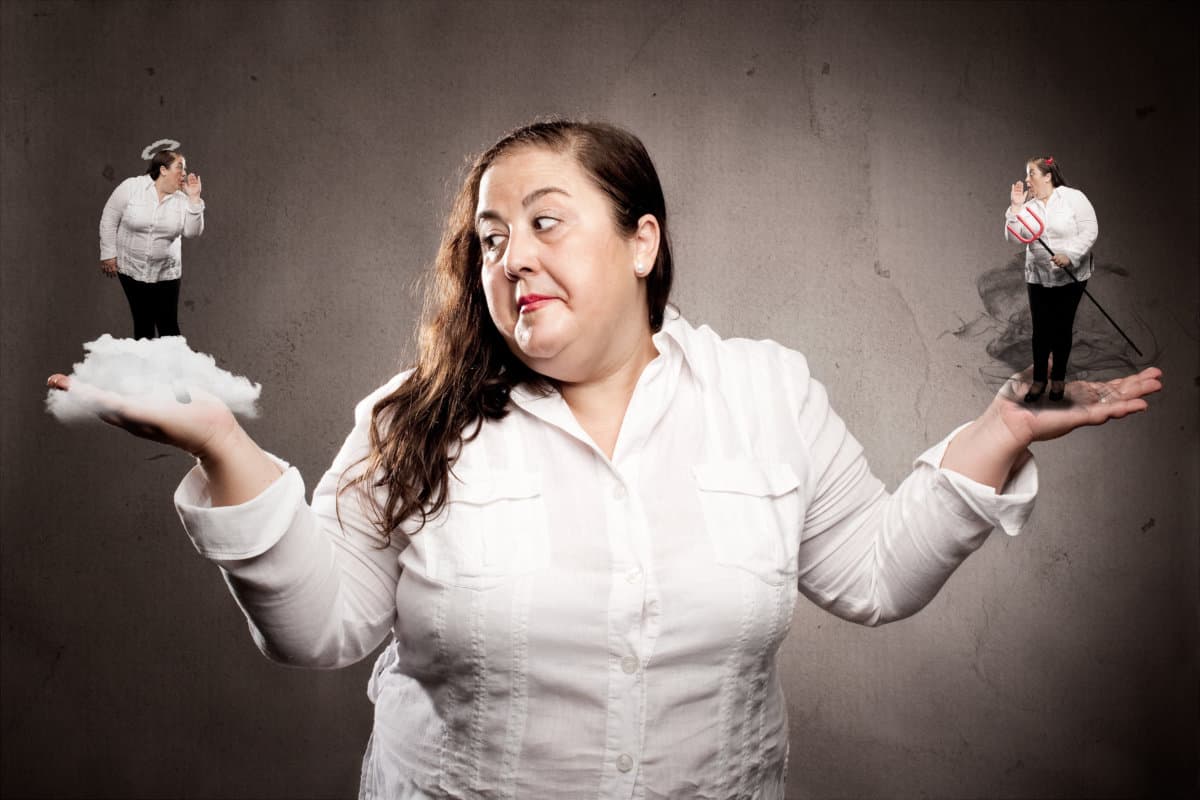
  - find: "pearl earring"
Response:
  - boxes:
[634,261,646,276]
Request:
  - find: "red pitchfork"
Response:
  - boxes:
[1007,207,1143,356]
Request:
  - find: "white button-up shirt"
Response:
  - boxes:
[175,312,1037,799]
[1004,186,1099,287]
[99,174,205,282]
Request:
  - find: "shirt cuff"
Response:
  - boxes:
[174,453,303,560]
[186,200,205,212]
[914,423,1038,537]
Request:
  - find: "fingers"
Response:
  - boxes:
[1082,369,1159,424]
[1141,366,1163,381]
[1114,368,1163,400]
[1090,397,1149,426]
[48,374,108,400]
[62,380,169,436]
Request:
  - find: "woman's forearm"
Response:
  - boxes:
[197,424,284,506]
[940,407,1028,491]
[183,202,204,237]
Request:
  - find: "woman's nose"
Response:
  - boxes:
[502,229,539,278]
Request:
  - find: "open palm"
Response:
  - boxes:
[993,367,1163,447]
[46,374,237,456]
[185,173,202,201]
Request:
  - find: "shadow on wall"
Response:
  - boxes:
[943,253,1160,386]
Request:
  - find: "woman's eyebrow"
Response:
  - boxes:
[477,186,572,225]
[522,186,570,207]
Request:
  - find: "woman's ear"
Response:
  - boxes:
[632,214,661,277]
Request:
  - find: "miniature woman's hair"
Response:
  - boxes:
[1028,156,1068,188]
[145,150,181,180]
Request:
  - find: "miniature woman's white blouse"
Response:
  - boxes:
[1004,186,1098,286]
[99,175,204,282]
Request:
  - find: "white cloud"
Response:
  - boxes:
[46,335,262,423]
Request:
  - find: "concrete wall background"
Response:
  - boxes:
[2,1,1196,797]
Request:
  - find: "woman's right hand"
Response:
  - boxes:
[1009,180,1028,210]
[46,373,240,459]
[100,258,118,278]
[47,374,284,506]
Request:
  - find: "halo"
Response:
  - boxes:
[141,139,181,160]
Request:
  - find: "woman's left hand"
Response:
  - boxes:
[995,367,1163,447]
[1050,254,1071,268]
[942,366,1162,490]
[185,173,202,201]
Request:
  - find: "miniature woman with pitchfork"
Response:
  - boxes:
[1005,156,1099,402]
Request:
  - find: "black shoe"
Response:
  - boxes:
[1048,381,1065,402]
[1024,381,1046,403]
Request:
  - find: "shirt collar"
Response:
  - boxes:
[1036,187,1060,206]
[508,379,556,408]
[141,174,181,200]
[507,305,698,412]
[654,306,703,388]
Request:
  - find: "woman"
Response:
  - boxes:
[99,139,205,339]
[50,122,1159,798]
[1005,156,1098,402]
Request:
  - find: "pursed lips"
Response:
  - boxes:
[517,294,559,313]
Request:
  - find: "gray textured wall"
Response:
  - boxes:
[2,1,1196,797]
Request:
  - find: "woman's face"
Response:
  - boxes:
[159,156,186,191]
[476,146,658,383]
[1025,163,1052,195]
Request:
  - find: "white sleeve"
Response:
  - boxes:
[794,373,1038,626]
[174,374,409,668]
[1003,203,1035,246]
[99,179,134,260]
[1058,189,1099,267]
[182,198,205,238]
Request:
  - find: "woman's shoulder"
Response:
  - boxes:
[109,175,145,195]
[350,370,414,425]
[666,314,812,386]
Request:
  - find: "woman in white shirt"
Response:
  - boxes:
[1004,156,1098,402]
[99,141,205,339]
[50,122,1159,799]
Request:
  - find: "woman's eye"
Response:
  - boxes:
[481,233,505,252]
[533,216,559,232]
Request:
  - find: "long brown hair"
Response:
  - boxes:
[341,120,674,547]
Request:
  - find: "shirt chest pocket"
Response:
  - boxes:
[122,197,157,234]
[424,469,551,590]
[1045,205,1077,240]
[692,461,803,585]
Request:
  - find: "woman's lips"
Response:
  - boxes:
[518,295,558,314]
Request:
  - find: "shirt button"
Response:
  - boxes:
[620,656,639,674]
[612,483,627,500]
[616,753,634,772]
[625,568,642,584]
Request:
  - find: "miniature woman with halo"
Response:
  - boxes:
[98,138,205,339]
